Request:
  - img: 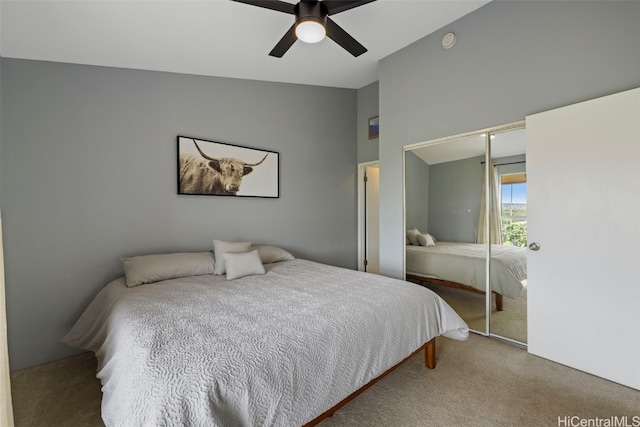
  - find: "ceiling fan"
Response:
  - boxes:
[231,0,377,58]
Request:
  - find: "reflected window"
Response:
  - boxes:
[500,173,527,247]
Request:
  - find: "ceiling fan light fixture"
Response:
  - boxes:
[232,0,375,57]
[295,19,326,43]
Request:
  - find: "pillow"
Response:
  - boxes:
[406,228,421,246]
[121,252,215,287]
[213,240,251,275]
[223,250,266,280]
[417,233,436,247]
[254,245,295,264]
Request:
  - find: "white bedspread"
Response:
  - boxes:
[406,242,527,298]
[62,259,468,427]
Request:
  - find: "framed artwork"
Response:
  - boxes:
[368,115,379,139]
[177,136,279,198]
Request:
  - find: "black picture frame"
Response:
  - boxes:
[177,136,279,198]
[368,115,379,140]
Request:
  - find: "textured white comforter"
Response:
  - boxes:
[406,242,527,298]
[63,259,468,426]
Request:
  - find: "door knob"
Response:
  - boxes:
[528,242,540,251]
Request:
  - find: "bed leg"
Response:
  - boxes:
[423,339,436,369]
[495,293,503,311]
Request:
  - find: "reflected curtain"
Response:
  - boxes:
[476,164,503,244]
[0,209,15,426]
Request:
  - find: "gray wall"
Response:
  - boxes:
[404,151,428,232]
[427,156,483,243]
[426,154,527,243]
[495,155,526,177]
[378,1,640,278]
[0,57,3,202]
[357,81,379,164]
[1,59,357,370]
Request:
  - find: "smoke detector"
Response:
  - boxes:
[442,32,456,49]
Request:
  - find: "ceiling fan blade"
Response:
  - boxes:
[230,0,295,14]
[325,17,367,57]
[323,0,377,15]
[269,24,298,58]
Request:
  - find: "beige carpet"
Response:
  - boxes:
[11,334,640,426]
[11,350,102,426]
[423,283,527,344]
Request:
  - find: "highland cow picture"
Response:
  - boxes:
[178,136,279,198]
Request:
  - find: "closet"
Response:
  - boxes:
[404,123,527,345]
[404,87,640,390]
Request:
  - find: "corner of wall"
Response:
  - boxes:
[0,55,4,205]
[357,81,379,164]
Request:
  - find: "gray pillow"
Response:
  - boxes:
[417,233,436,247]
[223,250,266,280]
[406,228,421,246]
[213,240,251,275]
[121,252,215,287]
[254,245,295,264]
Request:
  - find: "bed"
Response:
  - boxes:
[406,242,527,311]
[62,245,468,426]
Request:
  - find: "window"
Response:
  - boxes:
[500,173,527,247]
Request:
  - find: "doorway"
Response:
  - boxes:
[358,162,380,273]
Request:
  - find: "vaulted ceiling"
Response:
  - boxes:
[0,0,489,88]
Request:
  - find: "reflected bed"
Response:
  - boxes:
[406,242,527,311]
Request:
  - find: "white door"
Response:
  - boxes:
[526,88,640,390]
[365,166,380,274]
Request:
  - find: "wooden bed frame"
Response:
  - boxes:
[406,274,503,311]
[303,338,436,426]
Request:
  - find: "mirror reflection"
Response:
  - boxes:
[405,127,527,344]
[488,129,527,343]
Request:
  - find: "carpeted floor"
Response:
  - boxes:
[11,349,102,426]
[423,283,527,344]
[10,334,640,426]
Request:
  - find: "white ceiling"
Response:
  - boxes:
[411,128,526,165]
[0,0,489,89]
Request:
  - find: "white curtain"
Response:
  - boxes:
[476,164,503,245]
[0,209,15,426]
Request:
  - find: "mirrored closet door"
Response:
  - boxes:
[487,128,527,344]
[404,124,527,345]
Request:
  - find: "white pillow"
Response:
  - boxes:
[254,245,295,264]
[121,252,215,287]
[406,228,421,246]
[223,250,266,280]
[417,233,436,247]
[213,240,251,275]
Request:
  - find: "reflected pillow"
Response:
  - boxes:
[121,252,215,287]
[417,233,436,247]
[406,228,421,246]
[213,240,251,275]
[223,250,266,280]
[254,245,295,264]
